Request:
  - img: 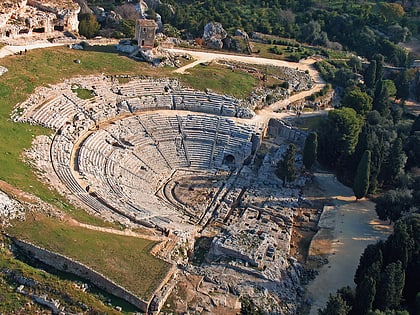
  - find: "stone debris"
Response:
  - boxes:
[0,0,80,40]
[0,190,25,226]
[0,66,8,76]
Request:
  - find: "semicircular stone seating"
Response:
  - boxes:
[16,75,264,230]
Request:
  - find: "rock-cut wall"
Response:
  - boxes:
[12,237,149,312]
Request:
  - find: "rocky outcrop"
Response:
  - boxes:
[202,22,227,49]
[0,0,80,39]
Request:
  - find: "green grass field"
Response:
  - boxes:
[179,63,258,98]
[7,213,171,300]
[0,236,122,314]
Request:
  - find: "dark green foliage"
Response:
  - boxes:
[318,293,351,315]
[318,108,361,168]
[351,215,420,314]
[375,189,412,223]
[395,70,410,100]
[154,0,412,65]
[342,88,373,115]
[373,80,396,117]
[115,19,135,38]
[78,13,100,39]
[411,115,420,134]
[405,132,420,168]
[353,150,371,200]
[411,177,420,209]
[355,277,376,315]
[373,54,385,84]
[276,144,297,186]
[303,132,318,170]
[374,261,405,310]
[381,138,407,186]
[355,243,384,286]
[365,60,377,90]
[315,61,357,88]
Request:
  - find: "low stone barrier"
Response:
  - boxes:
[11,237,150,312]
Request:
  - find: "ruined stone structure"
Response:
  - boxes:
[0,0,80,39]
[135,19,157,50]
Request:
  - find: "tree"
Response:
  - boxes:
[276,144,297,186]
[355,277,376,314]
[375,189,412,223]
[318,108,361,168]
[373,80,396,116]
[355,243,383,286]
[78,13,100,39]
[381,138,406,185]
[365,59,377,90]
[353,150,371,200]
[303,132,318,170]
[342,88,373,115]
[395,70,410,100]
[318,294,351,315]
[374,261,405,310]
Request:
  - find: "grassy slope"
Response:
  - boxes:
[8,214,171,300]
[178,63,258,98]
[0,243,121,314]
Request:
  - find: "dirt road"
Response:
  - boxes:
[305,172,391,314]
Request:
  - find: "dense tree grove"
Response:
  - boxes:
[319,215,420,315]
[154,0,417,66]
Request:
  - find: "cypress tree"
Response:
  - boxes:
[365,59,377,90]
[353,150,371,200]
[303,132,318,170]
[355,277,376,314]
[276,144,296,186]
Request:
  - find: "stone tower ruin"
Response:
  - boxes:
[135,19,158,50]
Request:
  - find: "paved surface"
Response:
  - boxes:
[0,42,65,58]
[305,172,391,314]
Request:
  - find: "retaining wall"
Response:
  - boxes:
[12,237,150,312]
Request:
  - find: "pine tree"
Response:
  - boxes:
[353,150,371,200]
[276,144,296,186]
[303,132,318,170]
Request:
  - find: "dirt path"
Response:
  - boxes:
[305,171,391,314]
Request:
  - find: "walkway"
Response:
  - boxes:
[305,172,391,314]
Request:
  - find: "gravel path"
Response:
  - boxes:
[305,172,392,314]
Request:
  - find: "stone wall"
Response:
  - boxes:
[12,237,150,312]
[267,119,307,147]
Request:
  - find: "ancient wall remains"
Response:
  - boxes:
[0,0,80,39]
[267,118,307,147]
[12,237,150,312]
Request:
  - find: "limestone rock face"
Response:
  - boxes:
[0,0,80,39]
[202,22,227,49]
